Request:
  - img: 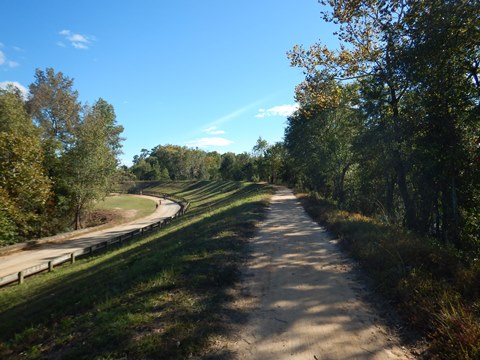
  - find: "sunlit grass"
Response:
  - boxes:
[0,181,273,359]
[96,194,156,219]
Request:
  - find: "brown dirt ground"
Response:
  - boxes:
[205,187,416,360]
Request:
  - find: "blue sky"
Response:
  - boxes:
[0,1,337,165]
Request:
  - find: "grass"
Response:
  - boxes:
[0,181,273,359]
[297,192,480,360]
[83,194,156,229]
[96,194,157,220]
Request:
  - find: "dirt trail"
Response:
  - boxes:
[225,187,413,360]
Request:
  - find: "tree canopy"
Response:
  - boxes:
[0,68,124,244]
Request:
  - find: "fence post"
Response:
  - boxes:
[48,261,54,272]
[71,253,76,264]
[18,271,24,284]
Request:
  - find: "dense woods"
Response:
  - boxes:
[129,137,285,184]
[283,0,479,256]
[0,68,123,245]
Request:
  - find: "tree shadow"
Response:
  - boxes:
[0,183,269,359]
[208,189,413,360]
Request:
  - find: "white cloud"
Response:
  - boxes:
[0,50,19,68]
[72,42,88,49]
[186,137,233,148]
[203,126,225,135]
[0,81,29,99]
[58,29,95,50]
[255,104,299,118]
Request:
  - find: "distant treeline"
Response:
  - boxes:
[0,68,123,245]
[127,139,284,183]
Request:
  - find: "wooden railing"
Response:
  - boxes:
[0,194,190,288]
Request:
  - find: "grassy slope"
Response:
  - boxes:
[297,193,480,360]
[0,181,273,359]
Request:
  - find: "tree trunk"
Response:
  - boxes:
[385,173,395,219]
[392,149,416,229]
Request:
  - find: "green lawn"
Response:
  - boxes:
[96,194,157,221]
[0,181,273,359]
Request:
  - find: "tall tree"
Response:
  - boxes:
[0,88,52,243]
[27,68,81,147]
[64,99,123,229]
[401,0,480,244]
[0,133,51,241]
[288,0,417,228]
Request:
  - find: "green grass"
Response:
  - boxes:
[96,194,157,220]
[297,192,480,360]
[0,181,273,359]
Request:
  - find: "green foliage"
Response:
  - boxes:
[129,141,290,184]
[0,68,124,242]
[0,133,51,242]
[287,0,479,247]
[63,98,124,229]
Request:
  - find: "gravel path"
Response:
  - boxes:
[226,187,413,360]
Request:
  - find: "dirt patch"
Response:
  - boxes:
[84,208,138,228]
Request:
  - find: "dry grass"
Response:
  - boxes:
[296,192,480,360]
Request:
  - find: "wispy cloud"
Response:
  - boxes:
[0,50,19,68]
[58,30,95,50]
[186,137,233,148]
[207,96,272,128]
[7,60,19,68]
[203,126,225,135]
[0,81,29,99]
[255,104,299,118]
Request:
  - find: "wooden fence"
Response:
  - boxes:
[0,194,190,288]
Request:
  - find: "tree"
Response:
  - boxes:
[288,0,417,228]
[285,83,360,202]
[401,0,480,244]
[64,99,123,229]
[0,89,37,136]
[0,133,51,241]
[27,68,81,147]
[0,87,52,243]
[219,153,236,180]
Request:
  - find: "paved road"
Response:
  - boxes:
[226,188,413,360]
[0,195,180,279]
